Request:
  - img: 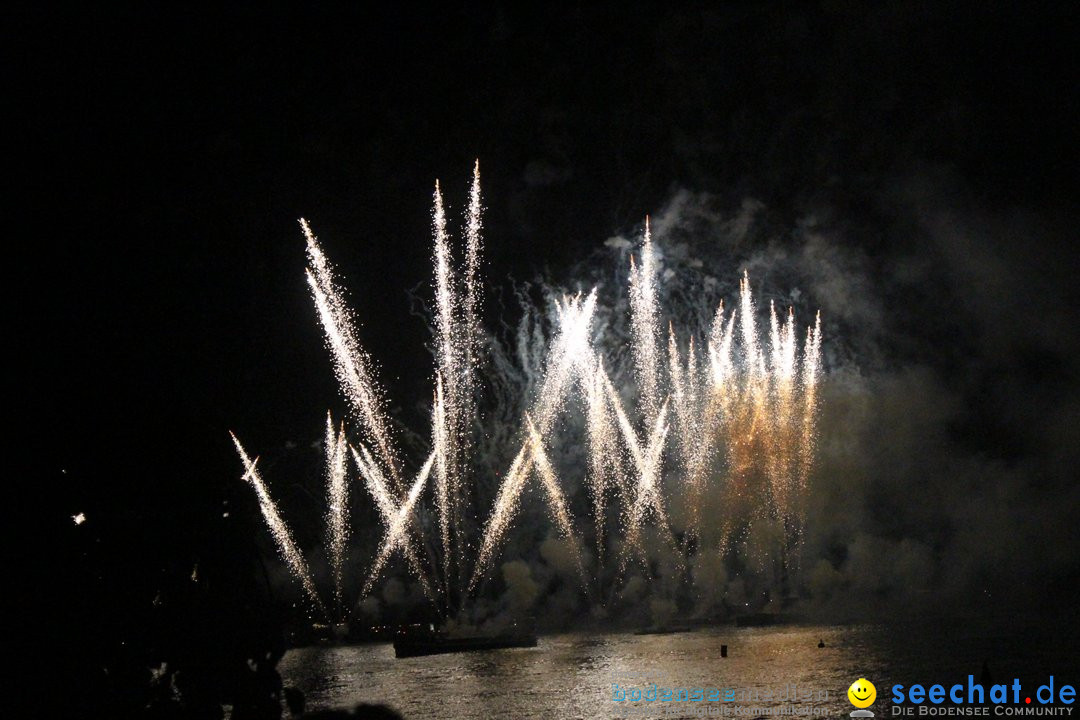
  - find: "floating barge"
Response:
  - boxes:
[393,625,537,658]
[634,625,694,636]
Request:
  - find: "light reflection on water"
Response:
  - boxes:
[279,624,1076,719]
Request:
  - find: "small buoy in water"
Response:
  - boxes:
[818,639,825,648]
[721,644,728,657]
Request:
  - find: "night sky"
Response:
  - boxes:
[12,3,1080,709]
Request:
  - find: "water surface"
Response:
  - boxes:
[280,623,1078,719]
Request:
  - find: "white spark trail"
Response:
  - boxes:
[350,444,435,601]
[739,270,765,377]
[468,443,532,591]
[707,301,736,391]
[463,160,485,386]
[325,416,349,616]
[230,432,327,620]
[431,180,477,599]
[432,185,458,427]
[469,292,598,590]
[302,219,402,489]
[669,328,712,545]
[526,416,587,584]
[582,356,620,564]
[432,375,452,595]
[458,161,485,591]
[629,218,662,426]
[361,450,438,596]
[799,312,823,492]
[599,368,676,565]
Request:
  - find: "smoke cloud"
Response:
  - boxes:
[469,167,1079,628]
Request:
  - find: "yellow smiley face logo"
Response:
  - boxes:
[848,678,877,708]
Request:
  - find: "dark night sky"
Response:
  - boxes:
[12,2,1080,629]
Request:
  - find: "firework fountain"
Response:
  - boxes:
[232,162,823,623]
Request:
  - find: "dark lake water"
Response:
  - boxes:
[279,623,1079,719]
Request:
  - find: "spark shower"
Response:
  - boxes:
[232,162,823,623]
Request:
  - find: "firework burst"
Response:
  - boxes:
[232,163,824,618]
